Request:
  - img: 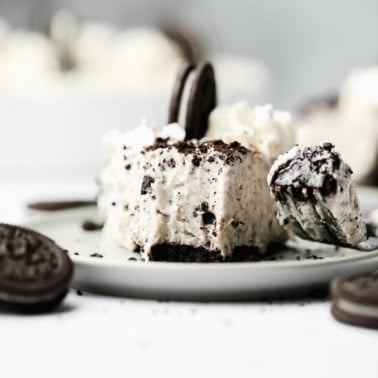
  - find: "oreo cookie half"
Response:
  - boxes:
[168,61,216,140]
[0,224,73,312]
[330,271,378,329]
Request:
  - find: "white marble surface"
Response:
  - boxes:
[1,175,377,378]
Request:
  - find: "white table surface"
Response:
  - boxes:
[1,174,377,378]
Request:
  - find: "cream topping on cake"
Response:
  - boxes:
[0,32,60,91]
[205,102,295,160]
[74,28,186,95]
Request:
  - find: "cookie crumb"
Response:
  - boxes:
[90,253,103,258]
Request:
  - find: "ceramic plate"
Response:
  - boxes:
[23,187,378,301]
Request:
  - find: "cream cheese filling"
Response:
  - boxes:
[177,70,196,129]
[337,298,378,318]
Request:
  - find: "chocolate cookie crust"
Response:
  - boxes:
[150,243,262,263]
[168,62,194,125]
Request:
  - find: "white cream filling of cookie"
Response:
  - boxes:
[337,298,378,318]
[177,70,195,129]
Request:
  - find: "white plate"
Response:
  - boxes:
[24,188,378,301]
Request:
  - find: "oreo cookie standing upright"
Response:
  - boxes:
[0,224,73,312]
[168,61,217,140]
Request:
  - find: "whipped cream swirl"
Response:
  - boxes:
[205,102,295,160]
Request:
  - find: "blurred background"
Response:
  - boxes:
[0,0,377,178]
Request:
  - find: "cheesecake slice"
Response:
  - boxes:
[268,143,367,247]
[106,139,285,262]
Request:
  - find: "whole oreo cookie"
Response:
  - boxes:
[330,271,378,329]
[168,61,217,140]
[0,224,73,312]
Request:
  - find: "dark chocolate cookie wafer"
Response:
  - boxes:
[185,62,216,140]
[168,62,194,125]
[0,224,73,312]
[330,271,378,329]
[168,61,217,140]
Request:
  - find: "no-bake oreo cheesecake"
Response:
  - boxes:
[99,61,294,262]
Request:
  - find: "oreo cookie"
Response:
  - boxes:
[330,271,378,329]
[168,61,216,140]
[0,224,73,312]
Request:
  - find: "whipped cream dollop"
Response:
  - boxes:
[205,102,296,160]
[0,13,271,99]
[0,20,185,95]
[0,31,60,92]
[100,120,185,181]
[74,28,186,95]
[71,21,117,70]
[339,66,378,116]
